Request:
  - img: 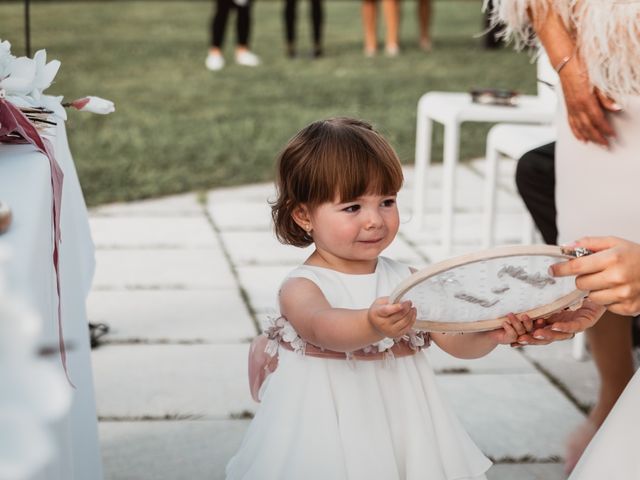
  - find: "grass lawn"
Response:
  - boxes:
[1,0,536,206]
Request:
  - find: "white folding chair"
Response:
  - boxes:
[412,51,557,254]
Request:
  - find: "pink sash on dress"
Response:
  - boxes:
[248,333,425,402]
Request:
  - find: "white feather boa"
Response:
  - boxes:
[485,0,640,100]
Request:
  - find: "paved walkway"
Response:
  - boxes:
[89,160,599,480]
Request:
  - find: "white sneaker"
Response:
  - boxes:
[205,53,225,71]
[235,50,261,67]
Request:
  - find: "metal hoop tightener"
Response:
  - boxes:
[561,247,593,258]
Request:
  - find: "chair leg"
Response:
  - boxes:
[412,100,433,231]
[572,331,587,361]
[482,137,499,248]
[441,122,460,254]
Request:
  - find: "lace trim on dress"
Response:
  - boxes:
[248,316,430,402]
[263,315,430,359]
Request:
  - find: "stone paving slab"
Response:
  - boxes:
[235,265,297,314]
[206,201,273,231]
[427,344,536,374]
[404,211,530,247]
[89,216,218,249]
[438,372,585,460]
[90,192,203,217]
[87,289,256,343]
[522,341,598,410]
[93,249,235,290]
[93,344,254,419]
[99,419,250,480]
[488,463,565,480]
[208,183,275,205]
[220,230,313,266]
[100,419,564,480]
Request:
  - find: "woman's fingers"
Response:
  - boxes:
[595,88,623,113]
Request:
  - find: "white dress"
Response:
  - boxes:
[556,94,640,244]
[569,371,640,479]
[226,256,491,480]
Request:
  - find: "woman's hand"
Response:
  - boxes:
[513,299,606,345]
[550,237,640,316]
[559,57,620,147]
[368,297,417,338]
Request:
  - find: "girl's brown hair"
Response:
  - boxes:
[271,117,404,247]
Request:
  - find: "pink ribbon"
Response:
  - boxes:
[248,335,424,402]
[0,98,72,386]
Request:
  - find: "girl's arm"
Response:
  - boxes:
[430,315,532,359]
[279,277,415,352]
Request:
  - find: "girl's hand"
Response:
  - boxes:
[368,297,417,338]
[513,299,606,346]
[486,313,534,345]
[559,57,618,147]
[550,237,640,317]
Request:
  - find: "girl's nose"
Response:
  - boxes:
[364,209,383,229]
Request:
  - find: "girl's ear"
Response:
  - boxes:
[292,205,312,233]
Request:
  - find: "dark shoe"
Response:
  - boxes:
[287,43,296,58]
[89,322,110,348]
[312,45,323,58]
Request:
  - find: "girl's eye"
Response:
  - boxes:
[343,204,360,213]
[381,198,396,207]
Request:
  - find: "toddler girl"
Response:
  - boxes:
[226,117,532,480]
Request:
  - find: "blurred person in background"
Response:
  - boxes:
[361,0,400,57]
[283,0,324,58]
[205,0,261,71]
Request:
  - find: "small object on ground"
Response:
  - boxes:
[0,200,12,234]
[88,322,110,348]
[470,88,519,107]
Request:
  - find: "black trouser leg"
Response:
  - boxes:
[284,0,297,44]
[236,1,251,47]
[211,0,232,48]
[515,142,557,245]
[310,0,323,46]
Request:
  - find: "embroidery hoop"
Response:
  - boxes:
[389,245,590,333]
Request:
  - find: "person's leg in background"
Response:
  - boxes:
[515,142,557,244]
[235,0,261,66]
[310,0,324,57]
[362,0,378,57]
[284,0,297,57]
[516,142,636,475]
[381,0,400,55]
[417,0,431,51]
[206,0,232,71]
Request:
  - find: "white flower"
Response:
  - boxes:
[0,40,14,80]
[375,337,395,352]
[281,321,299,343]
[69,96,115,115]
[0,45,65,119]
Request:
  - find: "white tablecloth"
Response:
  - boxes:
[0,122,102,479]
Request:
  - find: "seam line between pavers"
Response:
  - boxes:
[201,193,261,335]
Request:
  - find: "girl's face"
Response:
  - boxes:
[304,193,399,273]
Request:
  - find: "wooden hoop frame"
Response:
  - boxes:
[389,245,587,333]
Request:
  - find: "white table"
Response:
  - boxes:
[413,91,555,253]
[0,122,102,479]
